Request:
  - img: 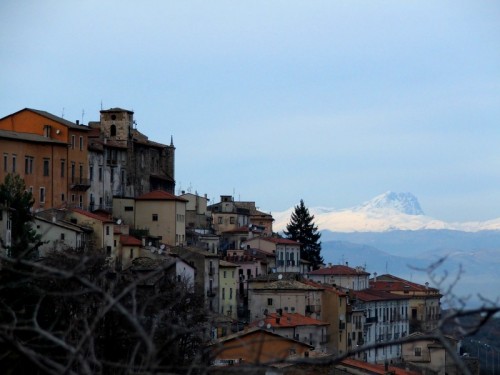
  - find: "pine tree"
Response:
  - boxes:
[284,199,323,270]
[0,174,42,258]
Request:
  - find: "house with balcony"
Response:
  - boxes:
[174,246,220,313]
[370,274,442,333]
[218,260,239,319]
[307,263,370,290]
[350,289,410,364]
[0,108,91,211]
[244,237,302,274]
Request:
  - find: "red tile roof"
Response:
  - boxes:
[340,358,420,375]
[71,208,114,223]
[353,289,411,302]
[308,264,370,276]
[136,190,188,202]
[252,312,329,328]
[370,274,440,294]
[302,279,347,296]
[260,237,301,245]
[120,235,142,246]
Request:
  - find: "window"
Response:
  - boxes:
[71,135,75,149]
[89,164,93,181]
[71,162,75,182]
[267,298,273,306]
[79,136,83,150]
[39,187,45,203]
[79,164,83,182]
[79,195,83,208]
[3,154,8,171]
[71,194,75,202]
[414,347,422,357]
[121,169,125,184]
[43,125,51,137]
[61,160,65,177]
[124,206,134,212]
[229,288,233,300]
[230,217,235,224]
[43,159,50,176]
[218,217,222,224]
[130,248,134,259]
[152,214,158,221]
[106,246,111,256]
[60,233,65,240]
[98,166,102,181]
[222,288,225,300]
[12,155,16,173]
[110,167,114,183]
[110,124,116,137]
[25,156,34,174]
[106,226,110,235]
[61,193,65,202]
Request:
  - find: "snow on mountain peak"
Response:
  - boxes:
[357,191,424,216]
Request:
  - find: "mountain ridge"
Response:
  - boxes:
[272,191,500,233]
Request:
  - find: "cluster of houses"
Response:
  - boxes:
[0,108,473,374]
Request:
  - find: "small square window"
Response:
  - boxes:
[152,214,158,221]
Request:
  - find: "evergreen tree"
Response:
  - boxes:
[0,173,42,258]
[284,199,323,269]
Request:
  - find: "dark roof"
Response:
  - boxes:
[136,190,187,202]
[25,108,90,131]
[0,129,67,145]
[100,107,134,113]
[370,274,440,294]
[251,312,329,328]
[353,289,411,302]
[308,264,370,276]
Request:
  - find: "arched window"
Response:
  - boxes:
[110,124,116,137]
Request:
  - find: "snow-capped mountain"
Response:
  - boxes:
[272,191,500,233]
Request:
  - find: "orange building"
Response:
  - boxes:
[0,108,90,210]
[211,327,313,366]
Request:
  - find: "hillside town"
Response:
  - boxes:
[0,108,477,374]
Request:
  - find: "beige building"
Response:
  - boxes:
[307,263,370,291]
[218,260,239,319]
[244,237,301,273]
[69,208,115,255]
[131,190,187,247]
[247,278,324,322]
[402,332,461,375]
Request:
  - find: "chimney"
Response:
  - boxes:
[345,261,349,267]
[374,272,378,282]
[76,120,79,125]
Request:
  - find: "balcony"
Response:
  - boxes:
[70,177,91,191]
[208,267,215,276]
[365,316,378,324]
[356,338,364,346]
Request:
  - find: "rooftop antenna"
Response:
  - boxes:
[81,109,85,123]
[61,107,65,118]
[100,100,103,110]
[385,261,388,274]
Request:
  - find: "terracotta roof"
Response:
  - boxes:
[340,358,420,375]
[353,289,411,302]
[0,129,67,145]
[252,312,329,328]
[71,208,114,223]
[213,327,314,349]
[120,235,142,246]
[370,274,440,294]
[249,279,323,291]
[219,260,239,268]
[302,279,347,296]
[308,264,370,276]
[256,237,301,246]
[222,226,249,234]
[136,190,187,202]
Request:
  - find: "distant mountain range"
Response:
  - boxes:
[272,191,500,308]
[273,191,500,232]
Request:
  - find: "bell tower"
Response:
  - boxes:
[99,108,134,143]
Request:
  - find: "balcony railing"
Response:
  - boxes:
[70,177,91,191]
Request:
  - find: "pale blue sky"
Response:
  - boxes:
[1,1,500,221]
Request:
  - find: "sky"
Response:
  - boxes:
[1,1,500,222]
